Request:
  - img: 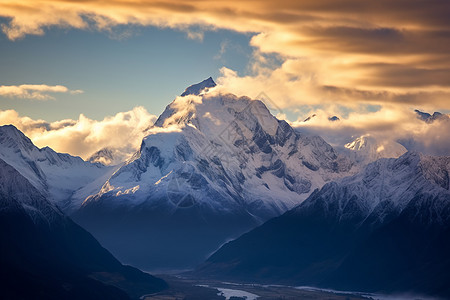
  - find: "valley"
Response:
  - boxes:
[140,276,373,300]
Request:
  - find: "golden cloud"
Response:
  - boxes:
[1,0,450,110]
[0,84,83,100]
[0,106,157,162]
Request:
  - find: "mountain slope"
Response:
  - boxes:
[0,125,117,213]
[0,157,167,299]
[74,79,354,270]
[195,152,450,298]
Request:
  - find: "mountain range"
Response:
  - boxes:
[195,151,450,298]
[1,78,448,298]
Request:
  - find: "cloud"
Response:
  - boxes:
[0,84,83,100]
[290,105,450,156]
[214,40,229,60]
[0,107,157,162]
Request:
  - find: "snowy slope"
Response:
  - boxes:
[0,157,63,224]
[0,125,117,213]
[298,151,450,225]
[341,135,407,165]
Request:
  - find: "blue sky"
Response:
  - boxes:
[0,24,254,121]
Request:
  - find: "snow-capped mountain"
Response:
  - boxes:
[328,116,340,121]
[0,125,117,213]
[74,78,354,270]
[0,157,166,299]
[341,134,407,165]
[87,93,353,218]
[196,151,450,298]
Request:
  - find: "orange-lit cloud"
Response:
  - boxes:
[0,0,450,109]
[0,84,83,100]
[0,107,157,162]
[1,0,449,111]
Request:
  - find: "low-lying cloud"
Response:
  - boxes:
[0,106,157,163]
[291,105,450,156]
[0,84,83,100]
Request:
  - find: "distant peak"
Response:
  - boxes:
[328,116,340,122]
[181,77,216,97]
[303,114,317,122]
[415,109,432,121]
[414,109,448,123]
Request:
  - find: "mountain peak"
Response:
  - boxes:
[415,109,448,123]
[0,124,35,150]
[180,77,216,97]
[0,124,25,137]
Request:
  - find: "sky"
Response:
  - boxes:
[0,0,449,160]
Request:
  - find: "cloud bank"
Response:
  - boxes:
[0,84,83,100]
[1,0,450,111]
[0,106,157,162]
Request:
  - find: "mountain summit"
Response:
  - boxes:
[180,77,216,97]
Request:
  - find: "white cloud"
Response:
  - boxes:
[0,107,157,162]
[0,84,83,100]
[291,105,450,156]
